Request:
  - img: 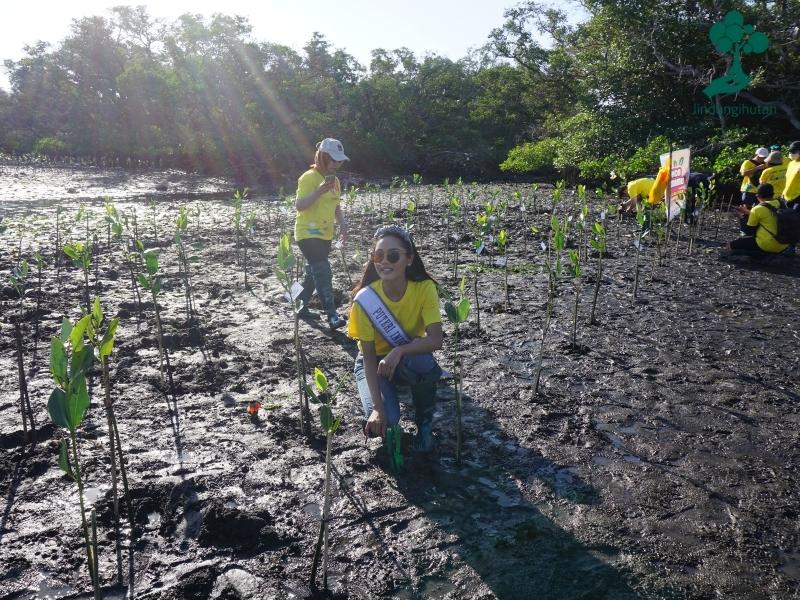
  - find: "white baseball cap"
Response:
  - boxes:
[754,147,769,158]
[317,138,349,161]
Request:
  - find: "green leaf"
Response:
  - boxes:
[59,318,72,342]
[66,373,90,431]
[444,301,458,324]
[58,439,76,480]
[304,383,320,404]
[70,314,90,352]
[48,388,69,429]
[458,276,466,295]
[70,345,94,379]
[99,318,119,358]
[63,245,79,260]
[144,250,159,275]
[50,337,68,384]
[319,404,335,432]
[314,367,328,393]
[330,416,342,434]
[151,278,161,295]
[457,297,471,322]
[92,298,103,326]
[137,273,151,291]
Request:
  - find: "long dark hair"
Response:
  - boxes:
[352,225,436,296]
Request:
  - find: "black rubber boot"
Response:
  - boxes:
[410,381,437,453]
[310,260,345,329]
[296,264,317,319]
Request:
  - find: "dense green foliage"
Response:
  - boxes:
[0,9,533,181]
[1,2,798,184]
[493,1,800,184]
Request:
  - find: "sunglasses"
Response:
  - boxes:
[370,249,408,264]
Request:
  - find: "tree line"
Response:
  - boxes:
[1,2,797,186]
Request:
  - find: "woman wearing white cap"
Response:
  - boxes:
[739,147,769,207]
[293,138,350,330]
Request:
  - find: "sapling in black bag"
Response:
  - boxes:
[762,200,800,245]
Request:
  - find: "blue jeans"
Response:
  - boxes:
[354,352,441,427]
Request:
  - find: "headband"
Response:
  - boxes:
[374,224,412,246]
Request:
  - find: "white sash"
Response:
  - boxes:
[353,287,412,348]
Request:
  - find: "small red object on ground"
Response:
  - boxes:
[247,401,262,415]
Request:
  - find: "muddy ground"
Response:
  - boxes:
[1,166,799,599]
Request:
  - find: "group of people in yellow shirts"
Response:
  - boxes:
[617,141,800,256]
[293,138,443,456]
[292,136,799,460]
[727,140,800,256]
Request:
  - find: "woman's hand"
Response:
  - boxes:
[365,409,387,438]
[318,179,336,194]
[377,348,404,380]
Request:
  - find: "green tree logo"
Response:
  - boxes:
[704,11,769,97]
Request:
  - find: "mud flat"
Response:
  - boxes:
[1,170,799,599]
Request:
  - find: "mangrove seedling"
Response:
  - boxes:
[48,318,101,600]
[83,298,135,592]
[242,209,257,289]
[64,241,92,315]
[497,229,510,311]
[149,198,158,244]
[137,247,176,396]
[443,277,471,465]
[589,221,606,325]
[275,233,311,435]
[633,206,646,298]
[30,251,45,371]
[533,215,566,395]
[306,367,346,590]
[174,207,197,319]
[104,201,123,249]
[568,249,582,350]
[10,260,36,442]
[231,189,247,265]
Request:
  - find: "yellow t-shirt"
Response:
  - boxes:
[627,178,655,202]
[760,163,787,196]
[783,159,800,202]
[748,200,789,253]
[348,279,441,357]
[740,159,759,193]
[294,168,341,241]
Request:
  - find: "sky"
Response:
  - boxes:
[0,0,586,91]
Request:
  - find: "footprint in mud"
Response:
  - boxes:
[198,498,292,551]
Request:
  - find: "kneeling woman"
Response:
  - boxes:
[348,225,443,452]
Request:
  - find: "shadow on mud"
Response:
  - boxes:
[345,387,647,599]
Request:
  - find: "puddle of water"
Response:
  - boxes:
[82,486,104,505]
[778,550,800,580]
[32,576,72,599]
[623,455,642,464]
[302,502,321,520]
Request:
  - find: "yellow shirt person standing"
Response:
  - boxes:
[293,137,350,329]
[782,141,800,207]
